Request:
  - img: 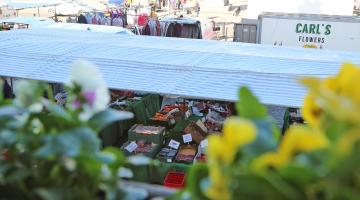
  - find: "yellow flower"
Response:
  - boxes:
[280,126,329,155]
[222,117,257,164]
[337,63,360,104]
[207,135,224,162]
[253,126,329,171]
[302,92,322,128]
[336,128,360,155]
[252,152,288,171]
[223,117,257,148]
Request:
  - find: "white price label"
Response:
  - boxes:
[188,101,194,107]
[125,141,138,153]
[185,110,191,119]
[200,139,208,148]
[168,139,180,149]
[183,134,193,143]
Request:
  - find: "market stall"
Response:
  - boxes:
[1,28,360,188]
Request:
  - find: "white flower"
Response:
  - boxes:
[14,80,43,113]
[67,60,110,121]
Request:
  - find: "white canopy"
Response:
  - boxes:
[2,0,63,9]
[53,2,91,15]
[0,28,359,107]
[0,17,55,27]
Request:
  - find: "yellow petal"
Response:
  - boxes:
[206,135,224,162]
[336,128,360,155]
[223,117,257,147]
[252,152,288,171]
[280,126,329,155]
[302,92,322,128]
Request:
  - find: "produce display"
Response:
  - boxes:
[121,141,158,155]
[195,152,206,162]
[190,101,232,132]
[133,141,156,154]
[175,145,197,164]
[183,121,208,144]
[156,147,178,163]
[151,104,188,121]
[132,125,165,135]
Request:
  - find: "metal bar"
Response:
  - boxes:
[120,180,178,197]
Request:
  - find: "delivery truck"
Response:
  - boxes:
[257,12,360,52]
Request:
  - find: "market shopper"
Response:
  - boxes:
[1,78,13,99]
[195,1,200,17]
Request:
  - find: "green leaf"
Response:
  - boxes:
[101,147,125,171]
[186,163,210,200]
[88,108,133,133]
[0,130,17,146]
[43,100,73,122]
[243,119,278,157]
[278,165,316,186]
[236,87,267,119]
[34,128,100,158]
[36,188,71,200]
[0,106,24,118]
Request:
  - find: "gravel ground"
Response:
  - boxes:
[267,105,287,129]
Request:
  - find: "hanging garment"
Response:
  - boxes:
[77,14,87,24]
[138,13,149,26]
[156,20,161,36]
[165,23,175,37]
[147,19,157,36]
[160,21,168,36]
[143,24,151,35]
[112,17,124,27]
[91,16,98,24]
[173,23,182,37]
[100,17,111,26]
[85,13,93,24]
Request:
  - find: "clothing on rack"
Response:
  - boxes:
[73,10,126,28]
[77,14,87,24]
[159,19,202,39]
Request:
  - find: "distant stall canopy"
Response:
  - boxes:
[2,0,63,9]
[0,29,359,107]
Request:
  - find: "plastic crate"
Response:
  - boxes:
[163,171,186,188]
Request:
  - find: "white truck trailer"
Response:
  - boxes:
[234,12,360,51]
[257,12,360,52]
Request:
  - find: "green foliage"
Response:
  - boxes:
[0,80,128,200]
[180,86,360,200]
[236,87,267,119]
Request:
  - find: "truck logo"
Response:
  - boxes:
[295,23,331,35]
[295,23,332,46]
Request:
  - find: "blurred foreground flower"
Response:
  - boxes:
[67,60,110,121]
[253,126,329,171]
[206,117,257,200]
[302,63,360,129]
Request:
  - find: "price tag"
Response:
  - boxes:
[125,141,138,153]
[188,101,194,107]
[170,118,176,125]
[200,139,208,148]
[183,133,193,143]
[168,139,180,150]
[185,110,191,119]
